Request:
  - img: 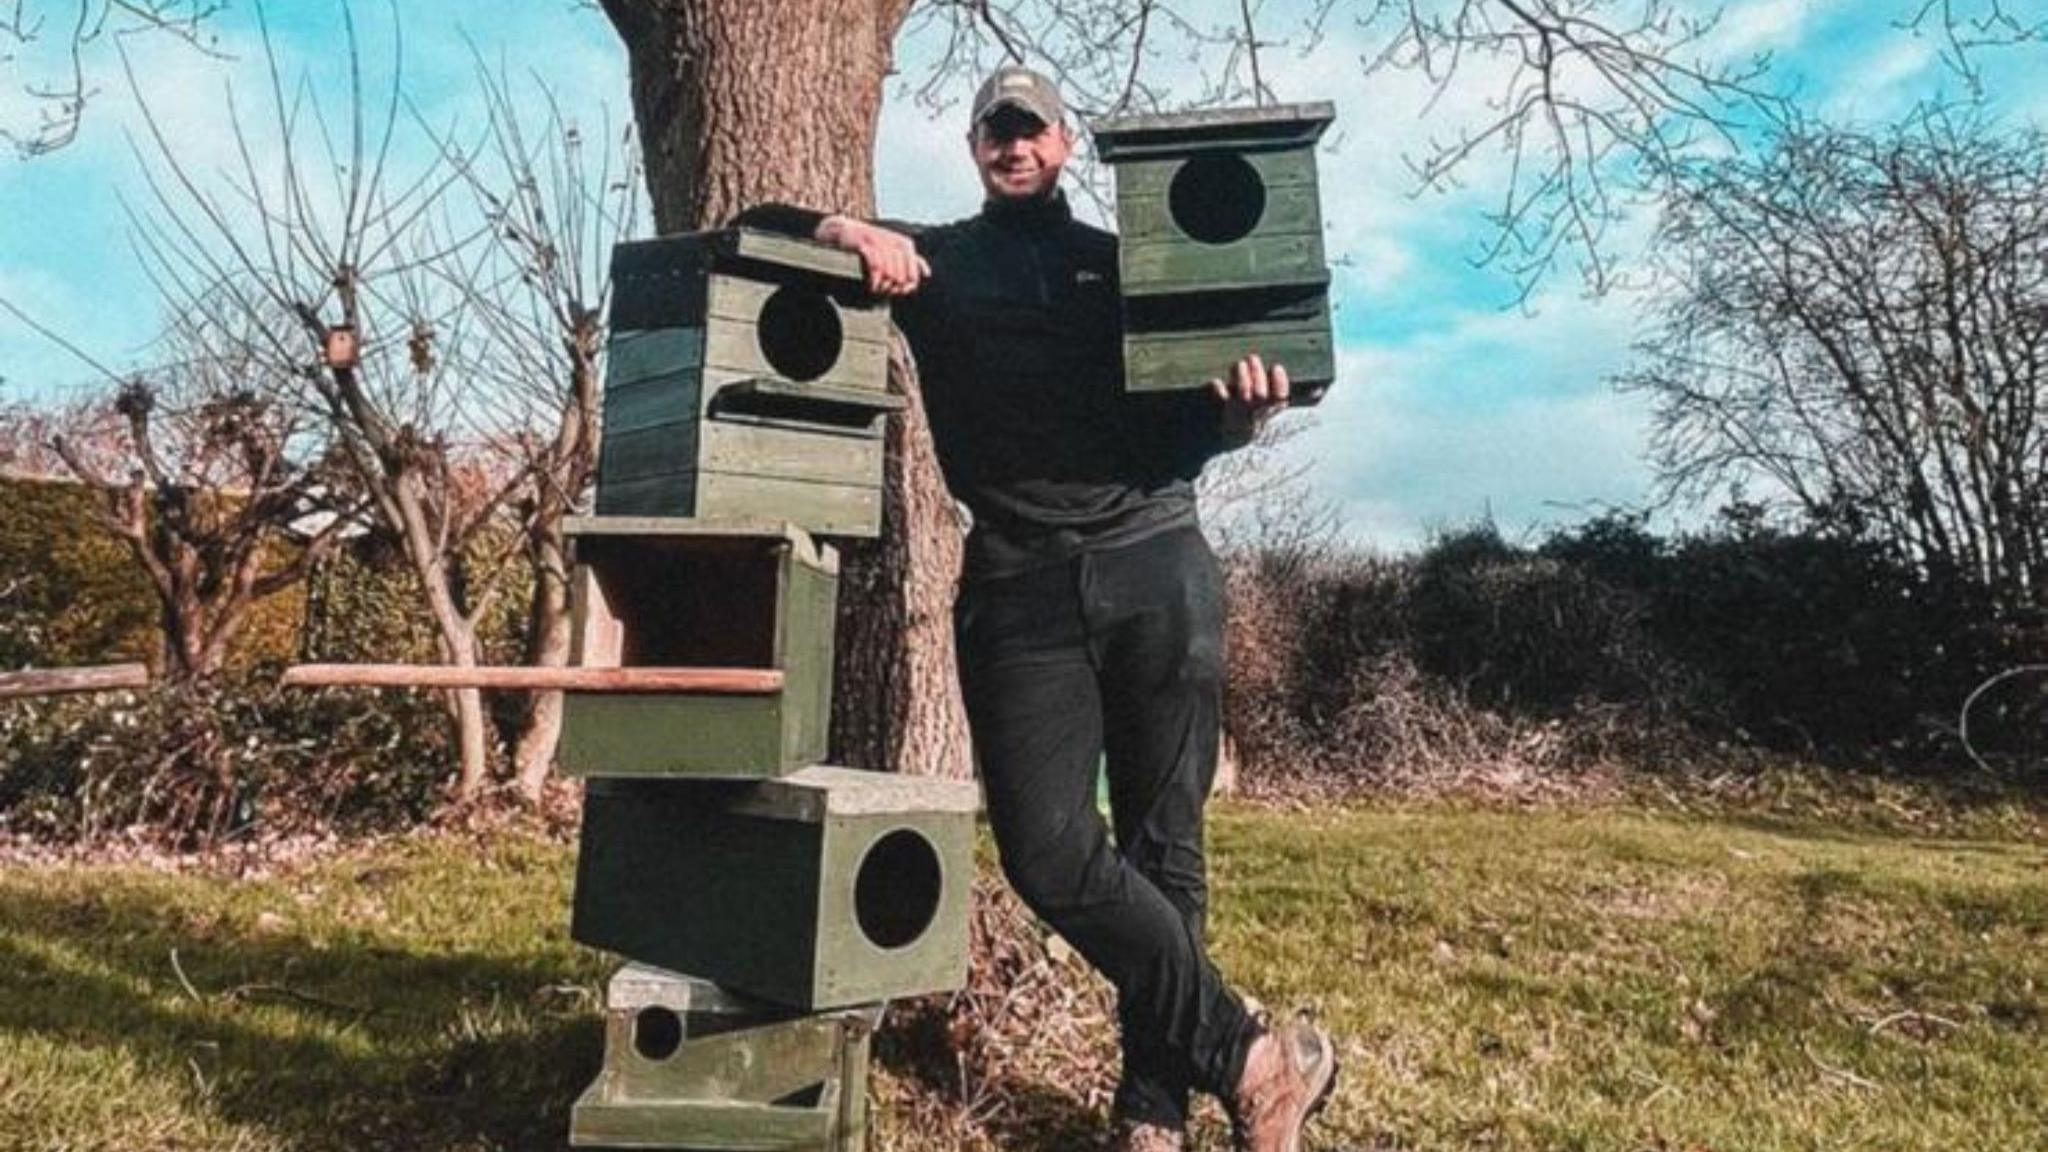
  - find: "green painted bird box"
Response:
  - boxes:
[571,1082,859,1151]
[1091,103,1337,403]
[597,229,908,538]
[557,517,837,780]
[571,767,980,1011]
[571,964,882,1150]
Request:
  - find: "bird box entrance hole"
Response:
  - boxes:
[632,1006,684,1061]
[854,829,943,950]
[756,285,844,383]
[1169,153,1267,244]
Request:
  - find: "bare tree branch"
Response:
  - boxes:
[3,0,228,157]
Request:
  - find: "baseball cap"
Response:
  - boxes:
[970,65,1066,129]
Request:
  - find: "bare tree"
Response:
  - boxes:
[47,372,348,683]
[430,64,642,799]
[1198,416,1339,577]
[1623,109,2048,612]
[1,0,226,157]
[118,9,521,796]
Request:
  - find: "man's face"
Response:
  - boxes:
[970,107,1071,201]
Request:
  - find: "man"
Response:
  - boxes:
[736,65,1336,1152]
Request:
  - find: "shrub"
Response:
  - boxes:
[0,668,450,846]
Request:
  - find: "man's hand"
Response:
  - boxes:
[1209,354,1290,448]
[817,215,930,297]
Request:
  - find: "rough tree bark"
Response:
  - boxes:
[598,0,971,779]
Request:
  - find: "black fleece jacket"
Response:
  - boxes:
[732,192,1228,580]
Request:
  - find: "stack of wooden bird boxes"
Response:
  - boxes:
[562,229,978,1151]
[1092,103,1338,404]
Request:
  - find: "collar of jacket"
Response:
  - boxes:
[980,188,1073,230]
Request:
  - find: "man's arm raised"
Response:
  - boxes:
[730,204,929,298]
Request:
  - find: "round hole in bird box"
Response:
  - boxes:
[1168,153,1267,245]
[632,1006,684,1061]
[756,285,844,382]
[853,828,942,950]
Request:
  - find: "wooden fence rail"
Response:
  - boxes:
[280,664,785,695]
[0,663,152,700]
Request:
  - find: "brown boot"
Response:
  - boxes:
[1109,1118,1186,1152]
[1227,1014,1338,1152]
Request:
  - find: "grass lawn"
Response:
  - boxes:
[2,803,2044,1151]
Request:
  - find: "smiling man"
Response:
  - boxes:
[735,65,1335,1152]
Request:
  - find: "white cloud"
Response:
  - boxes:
[1821,36,1938,124]
[1294,286,1658,551]
[1707,0,1831,59]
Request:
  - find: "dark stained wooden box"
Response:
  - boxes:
[1092,103,1337,402]
[556,517,837,779]
[571,767,979,1011]
[570,964,880,1151]
[597,229,906,537]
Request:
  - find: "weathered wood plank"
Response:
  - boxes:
[558,693,805,777]
[281,664,785,694]
[1091,101,1336,159]
[569,565,625,669]
[598,419,701,487]
[563,516,816,551]
[700,420,886,489]
[727,226,865,281]
[1111,147,1320,199]
[694,472,883,539]
[1117,182,1323,244]
[606,328,706,389]
[1120,231,1327,295]
[593,472,697,518]
[601,373,700,436]
[1125,324,1334,394]
[0,663,150,700]
[570,1081,841,1149]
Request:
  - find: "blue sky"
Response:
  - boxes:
[2,1,2043,550]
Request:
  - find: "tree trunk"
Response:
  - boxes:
[513,526,573,798]
[831,341,972,777]
[601,0,971,779]
[392,472,493,796]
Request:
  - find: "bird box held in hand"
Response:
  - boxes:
[557,517,838,780]
[572,767,980,1011]
[1092,103,1337,402]
[596,229,907,536]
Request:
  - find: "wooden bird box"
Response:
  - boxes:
[557,517,837,779]
[1092,103,1337,402]
[571,767,980,1011]
[597,229,907,537]
[571,964,880,1151]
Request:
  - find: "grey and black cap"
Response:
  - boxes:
[969,65,1066,129]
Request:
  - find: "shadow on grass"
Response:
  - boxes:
[0,882,601,1152]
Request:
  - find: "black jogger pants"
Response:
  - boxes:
[954,525,1256,1128]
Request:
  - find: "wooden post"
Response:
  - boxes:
[280,664,784,694]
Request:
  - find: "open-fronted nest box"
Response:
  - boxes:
[1091,103,1337,403]
[570,964,881,1151]
[558,517,837,780]
[572,767,979,1011]
[597,229,907,538]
